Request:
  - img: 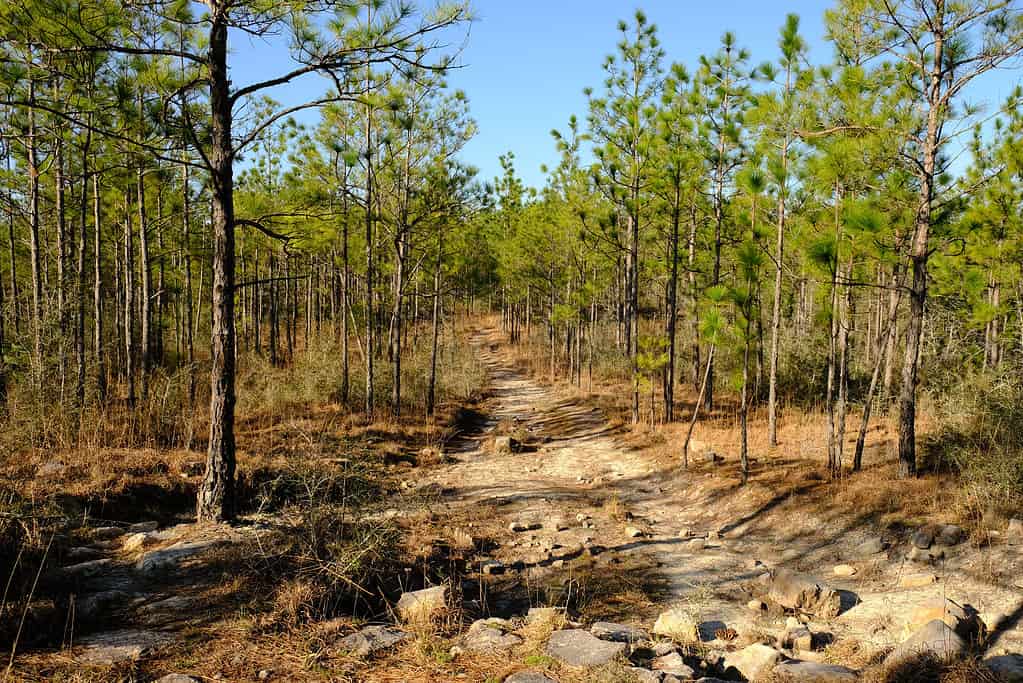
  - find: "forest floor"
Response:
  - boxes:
[6,324,1023,682]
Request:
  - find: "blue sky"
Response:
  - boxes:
[228,1,1022,189]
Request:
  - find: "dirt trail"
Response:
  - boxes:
[427,326,1023,655]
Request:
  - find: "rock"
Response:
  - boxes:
[76,629,175,664]
[652,607,699,643]
[67,546,106,562]
[1007,518,1023,544]
[748,599,767,612]
[590,621,649,643]
[703,451,724,464]
[898,572,937,589]
[77,590,131,621]
[338,625,411,657]
[93,526,124,541]
[907,546,945,563]
[625,525,645,538]
[258,669,272,680]
[653,641,678,656]
[912,525,937,549]
[885,619,966,668]
[782,626,814,652]
[137,596,195,625]
[526,607,565,625]
[509,521,535,532]
[60,558,112,579]
[545,516,568,532]
[678,527,692,538]
[462,620,521,652]
[936,524,963,546]
[986,654,1023,682]
[833,564,857,577]
[396,585,446,624]
[136,540,217,573]
[856,537,886,556]
[902,598,981,640]
[128,521,159,534]
[773,660,858,682]
[723,643,782,682]
[628,668,663,683]
[123,532,160,553]
[686,538,706,551]
[154,676,201,683]
[545,629,626,667]
[494,436,518,454]
[37,460,66,477]
[767,570,842,618]
[652,652,696,678]
[481,560,505,575]
[505,672,556,683]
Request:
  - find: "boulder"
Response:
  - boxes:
[652,607,700,643]
[767,570,842,618]
[723,643,782,682]
[898,572,937,589]
[462,620,521,652]
[985,654,1023,682]
[885,619,966,668]
[907,546,945,563]
[902,597,981,641]
[772,660,858,682]
[545,629,626,667]
[590,621,649,643]
[396,585,447,624]
[338,625,411,657]
[505,673,556,683]
[652,652,696,678]
[545,516,568,532]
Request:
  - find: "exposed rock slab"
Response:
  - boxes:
[885,619,966,668]
[545,628,626,667]
[590,621,649,643]
[337,625,411,657]
[76,629,175,664]
[723,643,782,681]
[773,660,858,682]
[768,570,842,617]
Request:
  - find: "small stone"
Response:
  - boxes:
[678,527,692,538]
[590,621,649,643]
[772,660,858,682]
[856,537,886,556]
[627,668,662,683]
[258,670,272,680]
[545,516,568,532]
[912,525,937,549]
[783,626,813,652]
[93,526,125,541]
[461,620,521,652]
[338,625,411,657]
[505,673,556,683]
[545,629,626,667]
[493,436,517,454]
[833,564,857,577]
[576,513,589,523]
[154,676,201,683]
[652,608,699,643]
[652,652,695,678]
[687,538,706,551]
[128,521,159,534]
[551,559,564,568]
[723,643,782,682]
[481,560,505,575]
[767,570,842,618]
[748,599,766,612]
[707,530,720,540]
[509,521,531,532]
[936,524,963,546]
[396,585,446,624]
[123,532,159,553]
[885,619,965,668]
[898,572,938,589]
[625,525,645,538]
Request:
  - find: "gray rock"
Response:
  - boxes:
[93,526,124,541]
[75,629,175,664]
[628,668,663,683]
[907,546,945,563]
[936,524,963,546]
[545,629,626,667]
[136,540,218,573]
[61,558,112,579]
[773,660,858,682]
[67,546,106,562]
[912,526,937,549]
[856,537,886,556]
[986,654,1023,682]
[652,651,695,678]
[338,625,411,657]
[768,570,842,618]
[77,590,130,621]
[462,620,521,652]
[396,585,447,623]
[123,532,160,553]
[590,621,649,643]
[481,559,505,575]
[885,619,966,668]
[505,672,556,683]
[128,521,160,534]
[723,643,782,681]
[137,596,196,625]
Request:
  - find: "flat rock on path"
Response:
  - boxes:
[545,628,626,667]
[75,629,176,665]
[772,660,859,682]
[337,625,411,657]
